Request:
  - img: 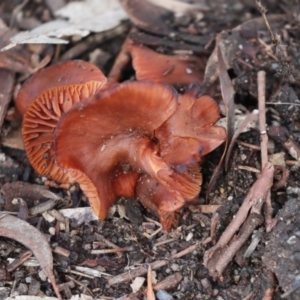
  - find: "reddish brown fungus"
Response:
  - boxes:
[19,58,226,230]
[156,86,226,165]
[16,60,107,116]
[130,44,205,85]
[55,81,178,219]
[54,81,226,229]
[21,60,107,183]
[136,163,202,231]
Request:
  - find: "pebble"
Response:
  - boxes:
[25,276,31,283]
[186,232,193,242]
[156,290,174,300]
[171,264,180,271]
[49,227,56,236]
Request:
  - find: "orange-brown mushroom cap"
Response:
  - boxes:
[136,163,202,230]
[16,60,107,116]
[22,60,107,183]
[54,81,182,219]
[155,86,226,166]
[130,44,205,86]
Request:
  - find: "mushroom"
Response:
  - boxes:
[21,60,107,183]
[54,81,226,229]
[16,60,107,116]
[155,83,226,165]
[136,84,226,230]
[54,81,180,219]
[129,44,205,85]
[136,163,202,230]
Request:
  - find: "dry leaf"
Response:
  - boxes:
[0,68,14,129]
[147,0,207,16]
[2,0,128,50]
[5,297,58,300]
[130,277,145,293]
[0,215,62,299]
[59,207,98,224]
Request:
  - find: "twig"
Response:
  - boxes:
[244,230,263,258]
[152,273,182,291]
[108,243,198,285]
[74,266,112,278]
[147,265,155,300]
[238,165,260,173]
[203,163,274,278]
[258,70,276,232]
[91,246,135,255]
[94,233,123,258]
[29,199,59,216]
[191,205,221,214]
[256,0,275,43]
[53,246,70,257]
[65,275,94,297]
[239,142,261,151]
[266,102,300,107]
[108,260,167,286]
[154,238,178,247]
[258,71,268,166]
[256,0,298,83]
[172,243,197,259]
[268,126,300,161]
[212,213,264,277]
[7,250,32,272]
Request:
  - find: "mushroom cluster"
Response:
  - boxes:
[17,57,226,230]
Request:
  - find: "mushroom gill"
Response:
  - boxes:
[16,60,107,116]
[21,60,107,183]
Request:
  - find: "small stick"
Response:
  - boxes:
[195,205,221,214]
[7,251,32,272]
[286,160,300,166]
[258,70,275,232]
[94,233,123,258]
[208,163,273,250]
[65,275,94,297]
[256,0,275,43]
[29,199,58,216]
[258,71,268,166]
[172,243,197,259]
[152,273,182,291]
[53,246,70,257]
[108,260,167,286]
[147,265,155,300]
[91,246,135,255]
[203,163,274,277]
[154,238,178,247]
[238,165,260,173]
[266,102,300,106]
[57,281,75,292]
[213,213,264,277]
[239,141,261,151]
[108,243,198,285]
[74,266,112,278]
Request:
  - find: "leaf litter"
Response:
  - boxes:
[2,0,128,50]
[0,214,62,299]
[1,0,300,299]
